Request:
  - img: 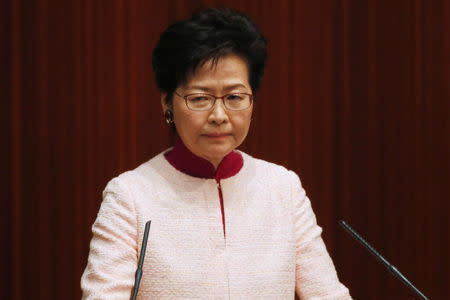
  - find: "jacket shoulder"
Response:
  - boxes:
[103,150,171,194]
[239,151,294,178]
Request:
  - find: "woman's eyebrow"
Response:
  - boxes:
[184,85,213,92]
[223,84,248,91]
[185,84,249,92]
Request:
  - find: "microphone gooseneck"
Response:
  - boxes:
[339,220,428,300]
[131,220,152,300]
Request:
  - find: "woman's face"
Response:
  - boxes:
[162,54,253,169]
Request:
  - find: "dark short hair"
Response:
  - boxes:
[152,8,267,105]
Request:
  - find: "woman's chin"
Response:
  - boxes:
[201,146,233,164]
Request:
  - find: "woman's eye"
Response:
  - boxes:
[227,94,243,101]
[191,96,208,102]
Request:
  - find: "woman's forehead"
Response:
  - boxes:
[182,54,250,90]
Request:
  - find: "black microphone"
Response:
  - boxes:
[132,220,151,300]
[339,220,428,300]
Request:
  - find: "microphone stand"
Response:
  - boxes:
[339,220,428,300]
[131,220,151,300]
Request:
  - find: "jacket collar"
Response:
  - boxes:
[164,136,243,180]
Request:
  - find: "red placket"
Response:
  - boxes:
[165,137,243,237]
[215,177,225,236]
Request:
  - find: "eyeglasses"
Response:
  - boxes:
[174,91,253,111]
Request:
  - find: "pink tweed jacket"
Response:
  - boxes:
[81,150,352,299]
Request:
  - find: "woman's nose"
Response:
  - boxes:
[208,99,229,124]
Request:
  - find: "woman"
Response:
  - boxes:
[81,8,352,299]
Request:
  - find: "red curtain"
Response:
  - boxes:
[3,0,449,299]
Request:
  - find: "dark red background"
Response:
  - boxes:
[3,0,449,299]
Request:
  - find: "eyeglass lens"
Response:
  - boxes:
[186,93,251,111]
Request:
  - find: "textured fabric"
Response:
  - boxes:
[81,150,352,299]
[165,137,243,237]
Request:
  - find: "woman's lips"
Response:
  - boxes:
[203,133,231,139]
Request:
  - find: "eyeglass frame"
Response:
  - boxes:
[174,91,254,111]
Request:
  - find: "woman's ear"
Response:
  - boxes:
[161,93,169,112]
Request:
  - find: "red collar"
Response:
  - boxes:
[164,137,243,180]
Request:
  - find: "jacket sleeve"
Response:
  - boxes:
[289,171,352,300]
[81,177,138,300]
